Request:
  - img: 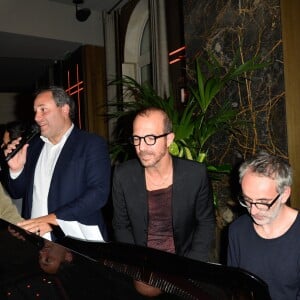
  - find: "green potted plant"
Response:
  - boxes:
[106,50,268,262]
[107,50,267,173]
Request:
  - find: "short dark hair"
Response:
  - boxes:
[35,86,76,121]
[135,107,173,133]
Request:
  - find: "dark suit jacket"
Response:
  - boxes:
[6,126,111,241]
[112,157,215,261]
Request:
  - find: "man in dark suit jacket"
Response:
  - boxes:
[112,107,215,262]
[4,86,111,241]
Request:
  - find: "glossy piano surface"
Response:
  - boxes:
[0,219,271,299]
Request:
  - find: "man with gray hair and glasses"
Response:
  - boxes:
[227,151,300,300]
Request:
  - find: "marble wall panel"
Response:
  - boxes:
[183,0,287,166]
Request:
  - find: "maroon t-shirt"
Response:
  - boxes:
[147,185,175,254]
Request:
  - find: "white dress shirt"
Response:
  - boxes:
[31,124,73,239]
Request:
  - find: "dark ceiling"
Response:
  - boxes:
[0,0,125,93]
[0,31,82,93]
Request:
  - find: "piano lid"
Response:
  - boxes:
[0,219,271,300]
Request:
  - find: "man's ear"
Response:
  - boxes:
[62,104,70,115]
[167,132,175,147]
[281,186,291,204]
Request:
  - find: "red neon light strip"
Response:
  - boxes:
[76,64,82,128]
[169,46,186,56]
[65,81,84,93]
[69,87,84,96]
[169,58,182,65]
[65,64,84,129]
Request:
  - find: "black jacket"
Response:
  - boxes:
[112,156,215,262]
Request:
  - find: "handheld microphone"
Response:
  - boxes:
[5,124,40,162]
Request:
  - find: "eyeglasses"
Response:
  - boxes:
[129,132,170,146]
[238,194,281,211]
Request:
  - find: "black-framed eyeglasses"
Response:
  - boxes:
[238,194,281,211]
[129,132,170,146]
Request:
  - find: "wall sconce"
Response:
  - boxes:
[73,0,91,22]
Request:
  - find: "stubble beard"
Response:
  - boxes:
[251,203,282,226]
[137,149,168,168]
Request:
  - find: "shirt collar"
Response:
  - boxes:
[40,123,74,145]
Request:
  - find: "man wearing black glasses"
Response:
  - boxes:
[112,107,215,296]
[112,107,215,262]
[227,151,300,300]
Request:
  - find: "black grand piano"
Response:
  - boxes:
[0,219,270,300]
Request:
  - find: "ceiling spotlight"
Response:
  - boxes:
[73,0,91,22]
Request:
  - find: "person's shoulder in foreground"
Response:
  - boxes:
[0,182,23,224]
